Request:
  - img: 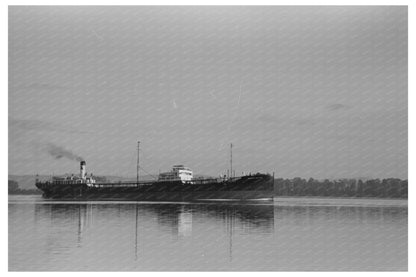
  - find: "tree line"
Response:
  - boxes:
[8,180,41,195]
[9,178,408,198]
[274,178,407,198]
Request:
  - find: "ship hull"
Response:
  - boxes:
[36,174,274,201]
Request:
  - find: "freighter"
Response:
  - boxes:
[35,143,275,201]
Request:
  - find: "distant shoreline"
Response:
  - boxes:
[8,176,408,199]
[273,195,408,200]
[8,192,407,200]
[8,190,42,195]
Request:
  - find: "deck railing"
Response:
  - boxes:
[38,174,267,189]
[86,176,247,188]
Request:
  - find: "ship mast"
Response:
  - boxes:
[230,143,233,179]
[137,141,140,184]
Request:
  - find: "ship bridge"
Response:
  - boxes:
[158,165,193,183]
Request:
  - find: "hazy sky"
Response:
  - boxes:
[9,6,407,179]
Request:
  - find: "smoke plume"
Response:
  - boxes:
[45,142,84,162]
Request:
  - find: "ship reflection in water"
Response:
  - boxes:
[26,201,275,270]
[9,196,407,271]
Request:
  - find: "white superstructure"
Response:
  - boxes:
[158,165,193,183]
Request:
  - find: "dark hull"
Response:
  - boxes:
[36,174,274,201]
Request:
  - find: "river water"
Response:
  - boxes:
[8,195,407,271]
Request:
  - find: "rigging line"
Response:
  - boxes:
[221,21,244,151]
[223,85,243,141]
[128,147,137,175]
[138,165,158,180]
[220,89,242,153]
[135,148,158,180]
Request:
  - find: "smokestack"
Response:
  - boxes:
[80,161,86,179]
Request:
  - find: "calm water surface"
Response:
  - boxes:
[9,195,407,271]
